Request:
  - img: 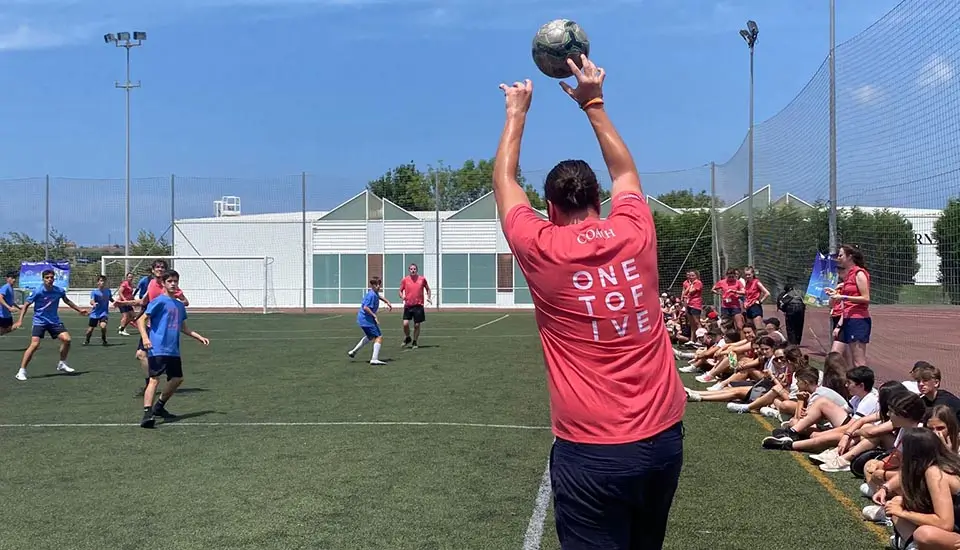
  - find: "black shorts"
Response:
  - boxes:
[550,422,684,550]
[32,323,66,339]
[402,305,426,324]
[0,317,12,328]
[118,305,134,314]
[745,304,763,319]
[147,355,183,380]
[88,316,108,327]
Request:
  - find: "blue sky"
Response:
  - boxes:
[0,0,955,245]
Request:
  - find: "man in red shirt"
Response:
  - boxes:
[398,263,431,349]
[494,56,686,549]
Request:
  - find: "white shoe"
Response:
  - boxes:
[707,383,724,391]
[860,482,874,498]
[684,388,701,402]
[370,359,386,366]
[726,403,750,414]
[808,448,838,464]
[56,361,74,374]
[695,374,715,383]
[819,455,851,473]
[678,365,700,374]
[15,370,26,381]
[347,351,356,359]
[862,504,888,523]
[759,406,780,419]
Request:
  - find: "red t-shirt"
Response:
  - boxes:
[683,279,703,310]
[840,265,870,319]
[400,276,428,307]
[146,278,184,304]
[503,192,686,445]
[118,280,134,302]
[714,279,743,308]
[744,278,762,306]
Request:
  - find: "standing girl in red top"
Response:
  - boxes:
[742,266,771,330]
[713,268,745,331]
[826,245,871,367]
[682,270,704,336]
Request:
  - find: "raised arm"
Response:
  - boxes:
[559,55,641,199]
[493,80,534,221]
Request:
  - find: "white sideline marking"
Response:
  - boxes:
[473,314,510,330]
[523,460,552,550]
[0,420,552,430]
[192,334,538,342]
[316,315,343,321]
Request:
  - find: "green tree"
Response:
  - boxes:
[933,198,960,304]
[656,189,714,209]
[367,162,434,211]
[130,229,172,257]
[838,208,919,304]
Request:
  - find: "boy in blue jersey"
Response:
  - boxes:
[137,270,209,428]
[13,269,89,381]
[347,276,393,365]
[0,271,21,336]
[84,275,114,346]
[135,272,151,300]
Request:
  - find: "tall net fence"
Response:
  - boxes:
[0,0,956,382]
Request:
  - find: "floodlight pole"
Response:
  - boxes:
[108,33,144,274]
[828,0,838,256]
[741,22,758,267]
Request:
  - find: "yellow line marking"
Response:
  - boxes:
[751,415,890,545]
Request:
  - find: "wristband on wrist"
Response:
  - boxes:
[580,97,604,110]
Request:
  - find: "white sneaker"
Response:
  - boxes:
[684,388,702,402]
[15,369,27,381]
[347,351,356,359]
[860,482,874,498]
[759,406,780,419]
[369,359,387,366]
[56,361,75,374]
[726,403,750,414]
[695,374,716,383]
[809,448,839,464]
[819,455,851,473]
[862,505,891,525]
[678,365,700,373]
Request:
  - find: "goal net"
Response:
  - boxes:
[100,255,277,313]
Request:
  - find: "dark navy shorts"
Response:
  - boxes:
[148,355,183,379]
[744,304,763,319]
[0,317,12,328]
[118,305,134,314]
[361,324,382,339]
[685,306,701,317]
[721,307,742,318]
[88,316,108,327]
[550,422,684,550]
[32,323,66,339]
[840,317,871,344]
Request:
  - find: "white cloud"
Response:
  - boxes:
[917,54,954,88]
[851,84,882,106]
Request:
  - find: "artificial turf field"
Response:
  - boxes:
[0,311,888,549]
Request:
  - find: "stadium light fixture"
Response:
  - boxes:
[105,31,146,273]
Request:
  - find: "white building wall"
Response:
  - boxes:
[313,221,367,253]
[440,221,498,253]
[385,221,425,253]
[423,221,439,296]
[172,220,307,309]
[367,221,384,254]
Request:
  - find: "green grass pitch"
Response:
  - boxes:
[0,311,885,549]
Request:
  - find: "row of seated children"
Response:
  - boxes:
[671,323,960,550]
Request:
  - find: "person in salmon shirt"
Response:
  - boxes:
[742,266,771,330]
[713,268,745,331]
[493,56,685,550]
[825,245,871,367]
[681,270,704,337]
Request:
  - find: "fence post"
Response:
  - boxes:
[170,174,176,269]
[302,171,308,312]
[44,175,50,261]
[828,0,839,256]
[709,162,720,309]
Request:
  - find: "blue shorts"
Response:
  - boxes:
[721,307,742,317]
[550,422,684,550]
[32,323,67,339]
[745,304,763,319]
[361,324,381,339]
[840,317,871,344]
[686,306,701,317]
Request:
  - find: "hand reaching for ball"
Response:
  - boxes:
[499,79,533,117]
[560,54,605,107]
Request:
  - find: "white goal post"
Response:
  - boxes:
[100,255,274,314]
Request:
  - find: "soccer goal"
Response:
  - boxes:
[100,255,277,314]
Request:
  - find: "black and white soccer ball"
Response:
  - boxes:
[531,19,591,79]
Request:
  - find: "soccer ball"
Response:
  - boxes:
[531,19,590,79]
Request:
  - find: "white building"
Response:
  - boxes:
[170,187,945,310]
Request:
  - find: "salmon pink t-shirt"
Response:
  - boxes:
[118,280,134,303]
[503,192,686,445]
[146,278,184,304]
[683,279,703,310]
[744,278,762,306]
[840,265,870,319]
[714,279,743,308]
[400,276,428,307]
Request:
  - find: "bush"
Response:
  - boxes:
[934,198,960,305]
